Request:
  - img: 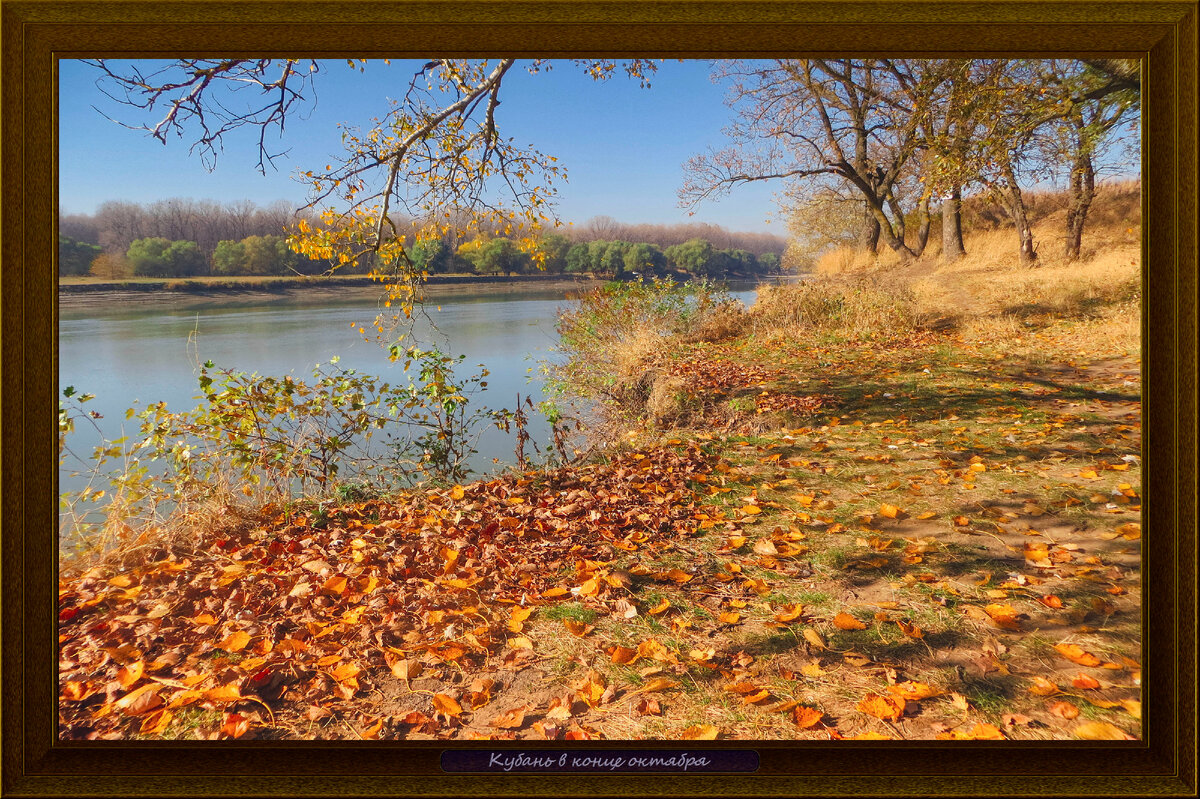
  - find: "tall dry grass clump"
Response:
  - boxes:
[750,277,928,341]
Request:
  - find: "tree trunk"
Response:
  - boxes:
[868,201,916,263]
[912,193,932,257]
[941,186,966,262]
[1001,163,1037,267]
[858,203,881,254]
[1064,151,1096,261]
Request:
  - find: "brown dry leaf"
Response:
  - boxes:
[791,706,825,729]
[217,631,251,653]
[490,706,528,729]
[1055,643,1102,667]
[680,724,719,740]
[753,538,779,556]
[220,712,251,739]
[803,628,827,650]
[360,717,384,739]
[843,652,872,667]
[1049,700,1080,719]
[545,696,573,721]
[119,686,164,717]
[833,612,867,631]
[857,693,904,721]
[1075,721,1134,740]
[636,697,662,716]
[564,620,594,637]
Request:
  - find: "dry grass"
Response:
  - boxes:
[749,278,928,341]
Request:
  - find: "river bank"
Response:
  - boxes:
[56,241,1144,743]
[57,273,606,310]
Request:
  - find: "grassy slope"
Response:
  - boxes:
[57,185,1142,742]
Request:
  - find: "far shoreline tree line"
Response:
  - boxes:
[58,200,784,281]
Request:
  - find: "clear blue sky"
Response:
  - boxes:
[58,59,784,234]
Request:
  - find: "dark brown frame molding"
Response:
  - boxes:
[2,2,1195,796]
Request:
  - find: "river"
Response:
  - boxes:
[58,279,776,519]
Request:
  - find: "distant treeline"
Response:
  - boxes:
[58,198,787,281]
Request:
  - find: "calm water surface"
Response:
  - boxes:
[59,281,771,499]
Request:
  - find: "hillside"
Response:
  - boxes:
[57,183,1142,742]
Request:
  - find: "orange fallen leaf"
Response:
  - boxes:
[719,611,742,625]
[1072,673,1101,690]
[217,631,251,653]
[888,681,942,701]
[857,693,904,721]
[851,731,892,740]
[648,598,672,615]
[489,706,528,729]
[564,620,594,637]
[1038,595,1064,609]
[432,693,463,718]
[896,620,923,638]
[803,628,827,650]
[1055,643,1102,667]
[139,708,173,735]
[1029,676,1061,696]
[117,660,145,689]
[608,645,639,664]
[449,485,466,500]
[791,706,824,729]
[1074,721,1134,740]
[879,503,900,519]
[937,723,1005,740]
[833,612,867,631]
[203,684,244,704]
[220,712,252,739]
[320,574,348,596]
[775,604,805,623]
[1049,700,1080,719]
[681,724,719,740]
[360,717,384,739]
[638,677,679,693]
